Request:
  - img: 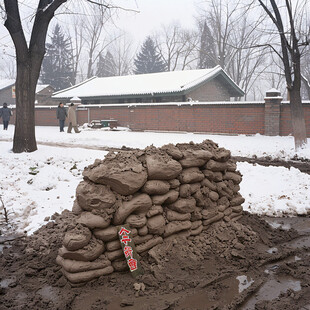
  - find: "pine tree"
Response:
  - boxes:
[199,22,217,69]
[40,24,74,90]
[134,37,167,74]
[96,51,117,77]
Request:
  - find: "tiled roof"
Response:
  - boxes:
[0,80,52,94]
[52,66,244,99]
[0,79,15,90]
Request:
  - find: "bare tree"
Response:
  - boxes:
[109,33,134,75]
[82,5,114,78]
[263,54,287,96]
[198,0,240,69]
[154,23,199,71]
[301,48,310,99]
[68,15,86,84]
[1,0,120,153]
[197,0,268,99]
[0,56,16,79]
[229,17,271,100]
[258,0,309,150]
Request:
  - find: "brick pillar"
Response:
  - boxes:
[264,88,282,136]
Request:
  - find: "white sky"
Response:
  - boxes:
[115,0,198,44]
[1,126,310,235]
[0,0,199,78]
[0,0,198,40]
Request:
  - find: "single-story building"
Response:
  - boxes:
[35,85,55,105]
[52,66,244,104]
[0,79,16,106]
[0,79,55,106]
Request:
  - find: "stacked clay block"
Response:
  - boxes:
[57,140,244,284]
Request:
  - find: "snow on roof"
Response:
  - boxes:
[0,81,52,93]
[36,84,52,93]
[267,88,281,93]
[53,66,244,99]
[70,96,82,102]
[0,79,15,90]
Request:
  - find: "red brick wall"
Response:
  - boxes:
[280,103,310,136]
[9,102,310,137]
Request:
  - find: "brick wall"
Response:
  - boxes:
[8,102,310,137]
[280,103,310,136]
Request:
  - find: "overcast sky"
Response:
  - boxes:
[115,0,198,44]
[0,0,199,79]
[0,0,199,53]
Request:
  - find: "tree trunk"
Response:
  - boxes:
[289,89,307,150]
[13,58,37,153]
[4,0,68,153]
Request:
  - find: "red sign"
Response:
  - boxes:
[117,224,142,277]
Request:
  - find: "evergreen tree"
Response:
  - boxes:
[96,51,117,77]
[134,37,167,74]
[40,24,74,90]
[199,22,217,69]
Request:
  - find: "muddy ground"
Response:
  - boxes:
[1,155,310,310]
[1,211,310,310]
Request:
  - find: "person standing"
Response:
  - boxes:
[0,102,13,130]
[67,103,81,133]
[56,102,67,132]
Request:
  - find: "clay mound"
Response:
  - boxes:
[83,152,147,195]
[76,180,116,211]
[63,224,92,251]
[175,139,218,152]
[57,139,247,284]
[145,153,182,180]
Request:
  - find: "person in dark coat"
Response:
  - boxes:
[0,102,13,130]
[56,102,67,132]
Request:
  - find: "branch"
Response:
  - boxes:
[3,0,28,59]
[30,0,67,53]
[244,43,284,62]
[86,0,139,12]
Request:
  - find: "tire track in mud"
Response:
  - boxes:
[2,138,309,174]
[233,156,310,175]
[39,141,310,175]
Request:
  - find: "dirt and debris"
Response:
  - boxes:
[234,156,310,175]
[1,210,310,310]
[1,142,309,310]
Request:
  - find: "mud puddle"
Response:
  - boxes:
[240,275,301,310]
[0,234,23,253]
[36,285,62,306]
[0,244,11,253]
[264,216,310,234]
[178,275,240,309]
[0,277,16,288]
[73,290,181,310]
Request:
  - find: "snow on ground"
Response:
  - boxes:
[238,162,309,216]
[0,141,107,235]
[1,125,310,160]
[0,125,309,235]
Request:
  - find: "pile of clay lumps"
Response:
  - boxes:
[57,139,245,284]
